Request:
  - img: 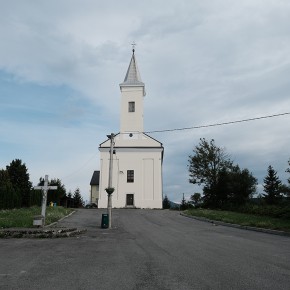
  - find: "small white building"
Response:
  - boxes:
[97,49,164,209]
[89,171,100,205]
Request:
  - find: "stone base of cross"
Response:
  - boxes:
[34,175,57,226]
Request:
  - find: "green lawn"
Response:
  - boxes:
[0,207,74,228]
[184,208,290,232]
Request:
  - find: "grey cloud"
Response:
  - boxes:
[1,0,290,202]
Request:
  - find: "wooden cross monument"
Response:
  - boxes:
[34,175,57,225]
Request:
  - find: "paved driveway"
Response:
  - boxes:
[0,209,289,290]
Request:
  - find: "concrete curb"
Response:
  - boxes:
[45,210,76,228]
[180,212,290,237]
[0,210,81,239]
[0,227,86,239]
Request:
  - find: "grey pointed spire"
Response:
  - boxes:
[120,50,146,96]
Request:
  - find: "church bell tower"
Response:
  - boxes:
[119,49,146,134]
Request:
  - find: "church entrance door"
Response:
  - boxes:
[126,194,134,206]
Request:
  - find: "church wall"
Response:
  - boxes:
[90,185,99,204]
[143,158,154,200]
[98,149,163,209]
[98,157,119,207]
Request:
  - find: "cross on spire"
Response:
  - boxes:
[131,41,136,54]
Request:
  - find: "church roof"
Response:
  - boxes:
[120,50,146,96]
[90,171,100,186]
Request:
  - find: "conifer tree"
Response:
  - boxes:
[162,195,171,209]
[37,177,66,205]
[0,169,21,209]
[6,159,32,207]
[180,193,187,210]
[286,158,290,185]
[73,188,84,208]
[263,165,282,204]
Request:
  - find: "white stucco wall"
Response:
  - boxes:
[90,185,99,204]
[120,86,144,133]
[98,141,163,209]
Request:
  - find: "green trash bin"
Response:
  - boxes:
[101,214,109,228]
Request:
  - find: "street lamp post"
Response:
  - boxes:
[107,133,115,229]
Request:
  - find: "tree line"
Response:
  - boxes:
[188,138,290,209]
[0,159,84,210]
[163,138,290,211]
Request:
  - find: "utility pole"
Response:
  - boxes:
[107,133,115,229]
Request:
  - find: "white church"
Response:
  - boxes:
[90,49,164,209]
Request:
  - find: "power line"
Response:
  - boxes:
[61,153,96,182]
[61,112,289,185]
[144,112,290,134]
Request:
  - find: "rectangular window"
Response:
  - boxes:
[127,170,134,183]
[128,101,135,112]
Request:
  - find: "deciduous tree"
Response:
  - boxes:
[279,184,290,198]
[188,138,232,187]
[226,166,257,206]
[190,193,202,207]
[188,138,232,207]
[188,139,257,208]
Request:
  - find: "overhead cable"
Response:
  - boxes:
[144,112,290,134]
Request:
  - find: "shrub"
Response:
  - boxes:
[237,204,290,219]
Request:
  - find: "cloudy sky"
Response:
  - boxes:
[1,0,290,203]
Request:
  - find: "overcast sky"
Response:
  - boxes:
[1,0,290,203]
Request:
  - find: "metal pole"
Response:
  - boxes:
[107,133,114,229]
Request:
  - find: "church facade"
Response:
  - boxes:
[97,49,164,209]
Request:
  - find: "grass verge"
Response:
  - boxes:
[0,207,74,228]
[184,209,290,232]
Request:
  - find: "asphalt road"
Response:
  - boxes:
[0,209,289,290]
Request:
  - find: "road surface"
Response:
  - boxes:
[0,209,289,289]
